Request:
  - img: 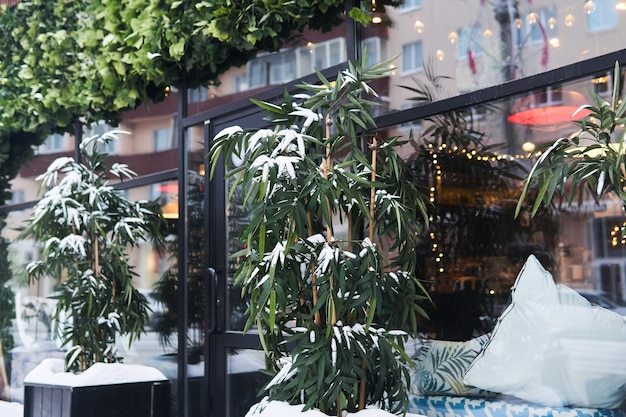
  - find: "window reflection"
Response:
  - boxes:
[396,68,626,340]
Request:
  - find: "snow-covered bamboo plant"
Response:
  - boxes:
[210,58,430,415]
[19,131,163,372]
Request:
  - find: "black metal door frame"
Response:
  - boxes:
[174,65,344,417]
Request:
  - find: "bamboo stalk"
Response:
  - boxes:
[307,212,322,326]
[324,118,337,326]
[359,136,378,411]
[324,115,340,415]
[369,138,378,242]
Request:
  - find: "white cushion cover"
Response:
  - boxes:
[464,254,626,408]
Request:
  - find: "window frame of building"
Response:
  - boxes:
[587,0,618,32]
[154,127,174,152]
[37,133,66,154]
[525,7,558,45]
[9,189,24,205]
[401,40,423,75]
[400,0,421,11]
[188,87,208,103]
[363,37,384,69]
[592,72,612,96]
[248,49,297,89]
[83,120,117,154]
[248,38,346,89]
[456,26,484,60]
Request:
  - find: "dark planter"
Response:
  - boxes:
[24,379,169,417]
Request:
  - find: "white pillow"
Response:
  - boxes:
[464,254,626,409]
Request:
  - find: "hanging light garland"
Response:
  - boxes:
[425,141,537,279]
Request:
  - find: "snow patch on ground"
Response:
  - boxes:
[246,398,427,417]
[24,358,167,387]
[0,400,23,417]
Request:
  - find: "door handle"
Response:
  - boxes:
[206,267,218,335]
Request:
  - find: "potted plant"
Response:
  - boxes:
[209,58,430,416]
[516,62,626,227]
[18,131,168,417]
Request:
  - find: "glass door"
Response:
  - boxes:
[203,116,269,417]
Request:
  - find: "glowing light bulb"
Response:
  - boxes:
[448,31,458,44]
[565,13,575,26]
[435,50,445,61]
[522,141,536,153]
[414,20,424,33]
[515,17,523,29]
[548,16,557,29]
[584,0,596,14]
[527,12,538,25]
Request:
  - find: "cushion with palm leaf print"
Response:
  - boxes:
[411,334,496,398]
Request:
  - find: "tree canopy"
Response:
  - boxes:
[0,0,400,207]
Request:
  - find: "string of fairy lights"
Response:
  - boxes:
[424,140,626,278]
[425,143,527,275]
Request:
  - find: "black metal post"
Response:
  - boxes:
[177,80,189,417]
[74,120,82,164]
[345,0,362,63]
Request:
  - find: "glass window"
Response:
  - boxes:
[270,50,296,82]
[401,0,421,10]
[234,74,248,93]
[248,39,345,89]
[154,128,173,151]
[1,181,173,405]
[363,37,383,68]
[37,133,65,154]
[385,67,626,347]
[83,121,116,154]
[402,41,423,74]
[456,26,483,59]
[328,39,343,67]
[188,87,208,103]
[248,58,265,89]
[9,189,24,205]
[587,0,618,32]
[248,50,296,88]
[312,39,344,71]
[298,45,314,76]
[593,72,612,96]
[526,7,558,44]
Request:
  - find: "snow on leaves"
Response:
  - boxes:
[19,131,161,371]
[209,60,426,414]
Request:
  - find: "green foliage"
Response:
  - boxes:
[210,57,430,414]
[0,216,15,392]
[0,0,403,138]
[0,1,122,134]
[0,0,401,269]
[18,131,163,372]
[516,62,626,218]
